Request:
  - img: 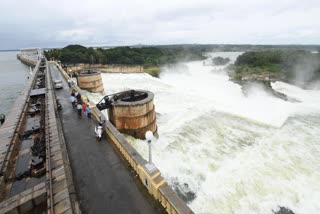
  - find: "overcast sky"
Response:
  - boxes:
[0,0,319,49]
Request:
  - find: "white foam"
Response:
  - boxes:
[272,81,320,114]
[89,52,320,213]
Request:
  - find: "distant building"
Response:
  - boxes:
[20,48,43,57]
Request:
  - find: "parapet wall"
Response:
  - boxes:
[53,62,193,214]
[98,65,144,73]
[66,64,144,74]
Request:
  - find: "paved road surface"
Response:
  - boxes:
[49,64,156,214]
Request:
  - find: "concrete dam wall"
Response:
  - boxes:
[66,64,144,74]
[1,57,79,213]
[54,62,193,214]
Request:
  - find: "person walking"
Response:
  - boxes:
[70,95,76,109]
[101,120,106,139]
[77,103,82,116]
[76,92,81,103]
[86,105,91,118]
[82,103,87,115]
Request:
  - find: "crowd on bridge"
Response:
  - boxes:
[69,89,91,118]
[68,86,107,140]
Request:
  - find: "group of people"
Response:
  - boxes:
[70,91,107,140]
[66,77,105,141]
[70,90,91,117]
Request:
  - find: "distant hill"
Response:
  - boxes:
[45,44,207,65]
[44,44,320,80]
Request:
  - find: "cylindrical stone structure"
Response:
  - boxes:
[77,69,104,93]
[109,90,158,139]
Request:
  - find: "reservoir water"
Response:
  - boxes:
[0,51,30,116]
[87,52,320,214]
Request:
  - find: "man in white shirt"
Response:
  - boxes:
[77,103,82,115]
[70,96,76,109]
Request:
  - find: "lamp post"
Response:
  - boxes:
[145,131,156,172]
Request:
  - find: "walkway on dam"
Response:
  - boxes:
[49,64,156,214]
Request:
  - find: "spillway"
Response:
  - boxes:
[87,52,320,214]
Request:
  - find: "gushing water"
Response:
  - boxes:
[87,52,320,214]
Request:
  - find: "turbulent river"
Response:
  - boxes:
[87,52,320,214]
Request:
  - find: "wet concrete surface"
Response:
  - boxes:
[10,179,26,196]
[10,147,45,197]
[9,112,44,197]
[15,153,30,175]
[10,176,46,197]
[49,65,156,214]
[25,115,40,130]
[20,138,32,150]
[25,176,46,189]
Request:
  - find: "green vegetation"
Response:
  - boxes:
[231,50,320,82]
[144,67,161,77]
[212,56,230,65]
[45,44,206,67]
[45,45,320,82]
[45,44,208,78]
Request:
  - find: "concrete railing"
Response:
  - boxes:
[52,62,194,214]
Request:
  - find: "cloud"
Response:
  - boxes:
[0,0,320,49]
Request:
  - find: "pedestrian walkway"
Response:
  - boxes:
[50,65,156,214]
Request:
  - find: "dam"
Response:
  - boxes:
[2,49,320,214]
[0,51,193,213]
[90,53,320,214]
[0,56,78,213]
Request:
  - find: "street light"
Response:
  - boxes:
[145,131,156,173]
